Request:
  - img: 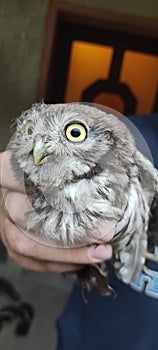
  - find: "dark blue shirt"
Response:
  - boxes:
[56,114,158,350]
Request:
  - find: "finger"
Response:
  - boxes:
[3,191,31,224]
[0,214,83,273]
[0,215,113,265]
[1,192,114,263]
[7,249,83,273]
[0,151,24,191]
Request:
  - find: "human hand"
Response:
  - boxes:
[0,151,114,273]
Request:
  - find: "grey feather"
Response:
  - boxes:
[10,103,158,287]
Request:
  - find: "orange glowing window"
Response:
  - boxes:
[65,41,114,103]
[120,51,158,115]
[38,2,158,116]
[65,41,158,115]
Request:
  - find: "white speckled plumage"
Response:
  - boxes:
[10,103,158,285]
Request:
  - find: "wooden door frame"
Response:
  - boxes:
[37,0,158,102]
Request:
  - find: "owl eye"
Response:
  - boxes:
[25,121,34,140]
[65,122,87,142]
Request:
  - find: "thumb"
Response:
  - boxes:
[0,151,24,191]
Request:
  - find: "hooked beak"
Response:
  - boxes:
[33,138,48,166]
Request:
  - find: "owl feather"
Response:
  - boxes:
[10,103,158,293]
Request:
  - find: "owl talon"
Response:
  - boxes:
[77,264,115,301]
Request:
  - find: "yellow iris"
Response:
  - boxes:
[65,123,87,142]
[25,121,34,140]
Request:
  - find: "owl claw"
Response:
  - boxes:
[77,264,115,302]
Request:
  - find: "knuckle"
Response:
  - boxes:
[3,195,16,222]
[0,199,9,220]
[3,191,27,223]
[3,192,14,210]
[12,238,27,256]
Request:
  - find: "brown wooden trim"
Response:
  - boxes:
[37,0,158,100]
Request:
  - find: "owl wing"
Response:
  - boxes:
[112,150,158,284]
[113,177,148,284]
[135,150,158,200]
[135,150,158,248]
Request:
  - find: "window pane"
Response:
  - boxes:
[65,41,113,102]
[120,51,158,115]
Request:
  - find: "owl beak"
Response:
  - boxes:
[33,138,47,166]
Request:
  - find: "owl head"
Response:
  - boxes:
[10,103,135,189]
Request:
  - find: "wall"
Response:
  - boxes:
[0,0,157,149]
[65,0,158,18]
[0,0,49,149]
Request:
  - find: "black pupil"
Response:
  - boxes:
[70,128,81,138]
[28,126,33,135]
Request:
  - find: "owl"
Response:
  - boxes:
[9,103,158,295]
